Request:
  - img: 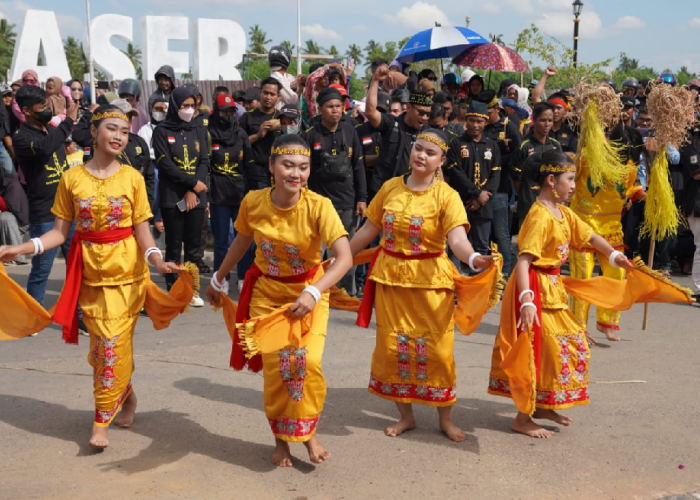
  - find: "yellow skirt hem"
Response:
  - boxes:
[368,388,456,407]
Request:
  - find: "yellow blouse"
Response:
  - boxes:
[51,164,153,287]
[234,188,348,278]
[517,200,593,309]
[364,177,469,289]
[570,160,639,248]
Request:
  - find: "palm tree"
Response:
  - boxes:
[0,19,17,78]
[489,33,505,45]
[617,55,639,73]
[328,45,339,57]
[64,37,88,80]
[248,24,271,54]
[280,40,295,52]
[303,40,322,55]
[121,43,143,79]
[346,44,362,66]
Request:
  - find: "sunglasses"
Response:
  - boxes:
[414,108,430,117]
[23,78,37,83]
[71,87,82,91]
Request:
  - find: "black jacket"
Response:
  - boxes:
[484,115,523,194]
[370,112,419,200]
[120,133,156,212]
[240,108,280,186]
[0,168,29,226]
[153,123,209,208]
[512,132,562,222]
[446,132,502,219]
[549,123,579,154]
[681,129,700,218]
[148,65,176,113]
[13,118,74,223]
[208,126,254,206]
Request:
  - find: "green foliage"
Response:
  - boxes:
[0,19,17,81]
[64,36,88,81]
[328,45,339,56]
[121,43,143,80]
[346,44,362,66]
[280,40,295,53]
[348,75,365,101]
[489,33,505,45]
[249,25,271,54]
[363,39,405,75]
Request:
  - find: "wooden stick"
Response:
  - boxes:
[642,239,656,330]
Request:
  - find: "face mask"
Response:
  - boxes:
[152,111,166,123]
[178,108,195,122]
[34,108,53,124]
[219,114,233,126]
[282,124,299,135]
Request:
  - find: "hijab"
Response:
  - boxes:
[159,86,197,132]
[46,76,66,116]
[208,97,241,146]
[21,70,39,87]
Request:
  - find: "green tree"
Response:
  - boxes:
[617,54,639,73]
[348,75,365,101]
[248,24,271,54]
[489,33,504,45]
[346,43,362,66]
[303,40,324,64]
[328,45,339,56]
[0,19,17,80]
[280,40,295,53]
[64,36,89,80]
[120,42,143,80]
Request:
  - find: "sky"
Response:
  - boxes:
[1,0,699,76]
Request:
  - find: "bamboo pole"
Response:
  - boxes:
[642,239,656,330]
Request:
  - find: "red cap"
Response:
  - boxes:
[329,84,348,97]
[216,94,236,109]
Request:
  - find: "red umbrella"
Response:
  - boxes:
[452,44,530,73]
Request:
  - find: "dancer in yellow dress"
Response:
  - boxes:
[0,104,185,449]
[350,128,497,442]
[205,134,352,467]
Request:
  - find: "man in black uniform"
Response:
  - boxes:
[480,91,522,277]
[355,91,390,188]
[680,123,700,304]
[365,63,430,199]
[547,92,578,155]
[240,78,281,189]
[446,101,501,257]
[302,87,367,296]
[620,95,637,129]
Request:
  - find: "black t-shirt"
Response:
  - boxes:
[681,130,700,217]
[512,132,562,222]
[370,112,419,199]
[355,121,381,186]
[549,123,578,154]
[240,108,280,186]
[120,133,156,212]
[13,118,74,223]
[302,120,367,211]
[209,128,254,207]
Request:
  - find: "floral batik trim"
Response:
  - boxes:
[369,375,456,404]
[279,346,307,402]
[408,215,425,255]
[488,376,589,407]
[269,416,318,438]
[94,382,132,425]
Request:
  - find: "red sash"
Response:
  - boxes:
[515,265,559,381]
[53,228,133,345]
[356,247,444,328]
[231,262,321,372]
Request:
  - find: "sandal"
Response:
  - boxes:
[196,260,211,274]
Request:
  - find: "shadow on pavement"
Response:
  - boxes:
[0,394,277,474]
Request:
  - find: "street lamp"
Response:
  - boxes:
[572,0,583,69]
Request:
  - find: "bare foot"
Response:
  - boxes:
[512,412,554,439]
[271,438,293,467]
[385,402,416,437]
[89,426,109,449]
[533,408,573,426]
[437,406,465,442]
[596,323,620,342]
[303,435,331,464]
[585,331,597,346]
[114,391,137,428]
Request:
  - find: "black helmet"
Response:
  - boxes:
[118,78,141,100]
[621,77,639,91]
[600,78,617,91]
[268,45,292,69]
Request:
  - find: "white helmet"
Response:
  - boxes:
[461,68,475,83]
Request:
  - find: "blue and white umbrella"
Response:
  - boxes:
[396,26,489,63]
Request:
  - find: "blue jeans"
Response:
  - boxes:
[210,204,245,281]
[491,193,512,276]
[0,143,13,175]
[27,221,77,306]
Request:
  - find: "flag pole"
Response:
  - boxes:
[296,0,302,76]
[85,0,96,105]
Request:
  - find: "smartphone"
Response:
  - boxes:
[96,81,109,90]
[176,198,201,212]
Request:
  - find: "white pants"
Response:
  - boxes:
[687,216,700,294]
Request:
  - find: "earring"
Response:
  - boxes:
[435,169,440,180]
[553,189,560,200]
[270,176,275,188]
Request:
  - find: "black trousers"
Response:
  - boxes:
[161,207,205,288]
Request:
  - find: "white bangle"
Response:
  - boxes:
[609,250,624,268]
[145,247,163,265]
[520,302,537,312]
[302,285,321,304]
[519,289,534,303]
[468,252,482,272]
[210,272,226,292]
[31,237,44,256]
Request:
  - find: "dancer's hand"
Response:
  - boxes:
[0,245,23,262]
[205,284,221,307]
[156,261,182,274]
[472,254,493,270]
[517,305,540,333]
[615,253,635,271]
[286,292,316,318]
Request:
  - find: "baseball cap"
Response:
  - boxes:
[279,104,299,119]
[0,83,12,96]
[376,91,391,112]
[329,83,349,98]
[621,95,636,108]
[244,87,261,102]
[111,98,139,116]
[216,94,236,110]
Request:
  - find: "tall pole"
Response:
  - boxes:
[573,16,580,69]
[466,16,471,28]
[85,0,96,104]
[296,0,302,76]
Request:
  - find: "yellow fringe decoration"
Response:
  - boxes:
[181,261,201,294]
[577,100,630,188]
[640,148,682,241]
[527,329,537,417]
[632,256,694,298]
[237,320,262,359]
[488,242,505,309]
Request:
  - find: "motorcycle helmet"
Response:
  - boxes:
[268,45,292,69]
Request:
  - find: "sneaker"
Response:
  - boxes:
[190,294,205,307]
[237,280,244,293]
[691,294,700,307]
[78,319,90,337]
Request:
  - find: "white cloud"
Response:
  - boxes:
[480,4,502,16]
[350,24,369,32]
[535,10,604,39]
[392,2,450,31]
[612,16,646,30]
[689,18,700,28]
[301,24,341,41]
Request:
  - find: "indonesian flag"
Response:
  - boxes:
[212,144,220,151]
[362,137,373,145]
[313,142,322,150]
[167,136,176,144]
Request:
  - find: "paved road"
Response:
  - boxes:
[1,258,698,499]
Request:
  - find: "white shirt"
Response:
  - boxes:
[137,123,157,160]
[270,70,300,109]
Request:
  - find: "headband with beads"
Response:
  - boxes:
[416,132,448,152]
[91,111,129,123]
[271,146,311,157]
[539,163,576,173]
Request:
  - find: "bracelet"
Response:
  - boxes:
[30,238,44,256]
[145,247,163,265]
[210,272,226,293]
[609,250,624,268]
[519,289,534,303]
[468,252,482,272]
[520,302,537,312]
[302,285,321,304]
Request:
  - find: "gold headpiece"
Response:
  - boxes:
[91,111,129,123]
[539,163,576,173]
[417,132,448,152]
[271,146,311,157]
